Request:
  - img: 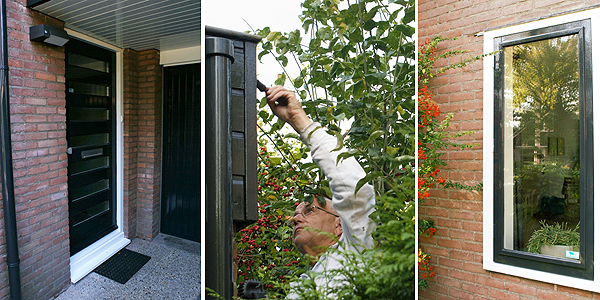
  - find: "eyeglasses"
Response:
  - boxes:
[286,204,340,228]
[293,205,339,220]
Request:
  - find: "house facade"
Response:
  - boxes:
[419,0,600,299]
[0,0,200,299]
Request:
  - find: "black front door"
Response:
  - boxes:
[160,63,201,242]
[66,39,117,255]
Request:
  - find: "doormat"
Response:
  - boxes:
[93,249,151,284]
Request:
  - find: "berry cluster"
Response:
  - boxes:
[234,140,312,297]
[418,248,435,279]
[236,198,304,287]
[418,87,440,128]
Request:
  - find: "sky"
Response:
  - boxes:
[203,0,305,87]
[202,0,408,133]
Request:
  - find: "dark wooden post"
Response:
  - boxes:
[205,26,261,300]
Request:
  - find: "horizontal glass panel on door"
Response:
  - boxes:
[68,53,109,73]
[66,39,117,255]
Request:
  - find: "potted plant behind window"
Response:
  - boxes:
[526,221,580,260]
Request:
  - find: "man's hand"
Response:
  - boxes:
[266,85,313,133]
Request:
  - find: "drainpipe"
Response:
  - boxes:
[205,37,234,300]
[0,0,22,299]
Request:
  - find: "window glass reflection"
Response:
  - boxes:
[503,34,581,260]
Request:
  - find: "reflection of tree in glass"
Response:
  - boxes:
[509,35,581,252]
[512,35,579,122]
[510,34,580,168]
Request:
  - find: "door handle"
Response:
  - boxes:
[67,147,72,155]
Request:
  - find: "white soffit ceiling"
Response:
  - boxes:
[32,0,200,51]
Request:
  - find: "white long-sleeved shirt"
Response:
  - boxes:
[286,122,376,299]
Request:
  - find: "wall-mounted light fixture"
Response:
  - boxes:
[27,0,52,8]
[30,24,69,47]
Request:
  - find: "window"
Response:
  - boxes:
[483,9,600,292]
[494,19,593,278]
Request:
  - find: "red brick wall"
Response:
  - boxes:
[0,0,71,299]
[135,50,162,240]
[419,0,600,299]
[122,49,162,241]
[0,2,165,298]
[122,49,139,239]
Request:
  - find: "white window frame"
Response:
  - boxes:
[483,8,600,292]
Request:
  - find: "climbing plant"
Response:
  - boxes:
[417,36,491,288]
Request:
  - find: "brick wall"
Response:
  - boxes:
[135,50,162,240]
[0,2,165,298]
[419,0,600,299]
[122,49,162,241]
[0,0,71,299]
[122,49,139,240]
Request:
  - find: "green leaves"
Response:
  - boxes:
[274,73,286,86]
[348,28,364,43]
[269,156,282,165]
[395,155,413,164]
[393,24,415,37]
[266,31,282,41]
[367,130,386,144]
[247,0,416,297]
[386,146,399,157]
[355,171,384,196]
[327,130,345,151]
[526,221,580,254]
[293,76,304,89]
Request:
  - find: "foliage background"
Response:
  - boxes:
[235,0,416,298]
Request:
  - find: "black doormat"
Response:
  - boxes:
[93,249,151,284]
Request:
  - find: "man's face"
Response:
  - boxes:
[291,198,341,256]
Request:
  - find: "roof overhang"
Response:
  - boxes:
[27,0,200,52]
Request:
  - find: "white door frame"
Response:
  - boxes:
[65,29,130,283]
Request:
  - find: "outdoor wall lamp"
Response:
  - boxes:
[30,24,69,47]
[27,0,52,8]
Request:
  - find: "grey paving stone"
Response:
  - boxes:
[53,234,200,300]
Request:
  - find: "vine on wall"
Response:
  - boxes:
[417,36,489,289]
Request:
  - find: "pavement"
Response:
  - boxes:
[54,234,201,300]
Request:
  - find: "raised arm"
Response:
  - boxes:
[299,123,375,247]
[266,86,376,247]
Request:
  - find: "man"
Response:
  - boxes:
[266,86,376,298]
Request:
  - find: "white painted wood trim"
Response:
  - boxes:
[483,7,600,292]
[160,46,201,66]
[70,230,130,283]
[65,29,122,52]
[200,23,206,299]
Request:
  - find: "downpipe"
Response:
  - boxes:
[0,0,22,299]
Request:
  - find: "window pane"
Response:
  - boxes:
[503,34,580,260]
[68,82,110,97]
[68,53,109,73]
